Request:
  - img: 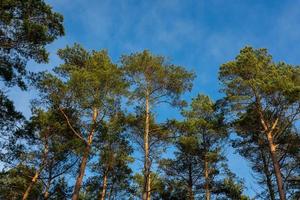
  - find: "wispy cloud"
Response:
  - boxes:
[9,1,300,196]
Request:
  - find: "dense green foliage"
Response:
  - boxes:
[0,0,64,88]
[219,47,300,200]
[0,1,299,200]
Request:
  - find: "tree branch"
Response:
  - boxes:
[59,107,86,143]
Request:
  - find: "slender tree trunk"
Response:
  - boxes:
[107,181,114,200]
[44,184,50,200]
[44,160,53,200]
[22,167,42,200]
[259,145,275,200]
[204,157,210,200]
[187,186,194,200]
[43,176,51,200]
[143,90,151,200]
[257,106,286,200]
[23,134,49,200]
[72,144,91,200]
[143,91,151,200]
[188,163,194,200]
[147,174,151,200]
[266,131,285,200]
[72,108,98,200]
[99,171,108,200]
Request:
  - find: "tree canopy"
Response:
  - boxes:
[0,1,299,199]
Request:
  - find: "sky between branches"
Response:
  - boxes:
[7,0,300,197]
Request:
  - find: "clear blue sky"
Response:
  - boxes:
[8,0,300,198]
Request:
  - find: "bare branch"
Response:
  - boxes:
[59,107,86,143]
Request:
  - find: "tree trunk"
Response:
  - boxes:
[257,107,286,200]
[72,108,98,200]
[143,92,151,200]
[266,131,286,200]
[204,157,210,200]
[187,186,194,200]
[44,187,50,200]
[43,177,51,200]
[23,134,49,200]
[147,174,151,200]
[72,144,91,200]
[259,145,275,200]
[107,181,114,200]
[99,172,108,200]
[22,166,43,200]
[44,160,53,200]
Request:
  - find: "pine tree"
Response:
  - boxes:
[219,46,300,200]
[90,110,134,200]
[160,94,248,199]
[121,50,194,200]
[36,44,127,200]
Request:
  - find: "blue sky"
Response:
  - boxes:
[7,0,300,198]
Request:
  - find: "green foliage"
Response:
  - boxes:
[127,110,172,157]
[2,108,79,199]
[0,0,64,89]
[2,12,299,199]
[159,94,241,199]
[122,50,195,106]
[0,164,43,199]
[216,177,250,200]
[219,46,300,117]
[37,44,127,127]
[86,111,134,199]
[131,172,166,199]
[35,44,129,198]
[11,108,78,166]
[49,178,71,200]
[0,90,23,139]
[220,46,300,199]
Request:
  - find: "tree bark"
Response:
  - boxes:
[43,159,53,200]
[259,145,275,200]
[72,144,91,200]
[147,174,151,200]
[23,133,49,200]
[107,181,114,200]
[44,185,50,200]
[204,157,210,200]
[266,131,286,200]
[99,172,108,200]
[22,167,42,200]
[43,176,51,200]
[72,108,98,200]
[257,106,286,200]
[143,91,151,200]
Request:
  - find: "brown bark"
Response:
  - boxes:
[266,131,286,200]
[72,108,98,200]
[147,174,151,200]
[143,91,151,200]
[107,181,114,200]
[204,157,210,200]
[43,159,54,200]
[99,172,108,200]
[43,176,51,200]
[259,144,275,200]
[22,133,49,200]
[187,186,194,200]
[44,189,50,200]
[22,168,42,200]
[72,144,91,200]
[258,111,286,200]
